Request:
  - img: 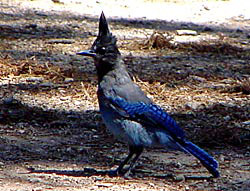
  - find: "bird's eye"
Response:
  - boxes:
[98,47,106,54]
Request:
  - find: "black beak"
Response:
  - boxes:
[76,50,96,57]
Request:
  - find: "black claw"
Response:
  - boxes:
[108,167,133,178]
[108,169,121,177]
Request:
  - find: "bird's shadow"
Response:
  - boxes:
[27,166,214,181]
[27,167,111,177]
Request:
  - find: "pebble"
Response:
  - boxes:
[176,30,198,36]
[39,82,54,87]
[96,183,113,187]
[236,28,243,33]
[185,102,202,110]
[26,77,44,82]
[64,77,74,83]
[18,129,26,134]
[196,67,205,72]
[25,24,37,29]
[219,155,225,162]
[148,183,155,187]
[190,75,206,82]
[90,186,98,190]
[3,97,15,105]
[60,97,69,101]
[95,177,103,181]
[242,121,250,126]
[223,116,231,121]
[203,26,213,32]
[74,100,82,105]
[48,39,75,44]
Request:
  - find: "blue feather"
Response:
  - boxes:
[184,141,219,178]
[108,96,220,177]
[108,97,185,139]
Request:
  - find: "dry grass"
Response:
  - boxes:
[140,30,248,56]
[0,55,84,82]
[1,45,249,147]
[142,31,175,49]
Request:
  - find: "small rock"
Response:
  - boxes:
[64,78,74,83]
[221,79,234,84]
[48,39,75,44]
[185,185,190,190]
[176,30,198,36]
[180,23,189,27]
[173,174,185,182]
[84,167,97,173]
[26,77,44,82]
[242,121,250,126]
[190,75,206,82]
[223,116,231,121]
[196,67,205,72]
[52,0,64,4]
[203,5,210,11]
[3,97,17,105]
[66,147,72,152]
[60,97,69,101]
[236,28,243,33]
[91,186,98,190]
[95,177,103,181]
[219,155,225,162]
[185,102,202,110]
[67,114,80,119]
[25,24,38,29]
[18,129,25,134]
[96,183,113,187]
[74,100,82,105]
[175,162,182,168]
[39,82,54,87]
[148,183,155,187]
[183,63,192,67]
[35,12,47,17]
[203,26,213,32]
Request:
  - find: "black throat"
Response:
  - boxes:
[95,54,126,84]
[96,63,114,83]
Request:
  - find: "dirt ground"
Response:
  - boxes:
[0,0,250,190]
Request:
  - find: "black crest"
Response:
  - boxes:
[98,12,110,37]
[76,12,119,58]
[92,12,118,53]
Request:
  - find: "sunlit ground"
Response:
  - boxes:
[0,0,250,191]
[4,0,250,25]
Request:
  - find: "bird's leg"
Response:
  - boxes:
[123,146,144,178]
[109,145,135,176]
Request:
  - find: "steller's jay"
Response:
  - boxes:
[77,12,220,178]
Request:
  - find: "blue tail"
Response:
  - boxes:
[180,141,220,178]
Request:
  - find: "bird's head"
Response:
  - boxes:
[77,12,120,71]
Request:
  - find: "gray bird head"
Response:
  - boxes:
[77,12,121,72]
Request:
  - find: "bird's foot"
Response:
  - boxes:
[108,169,120,177]
[108,168,132,179]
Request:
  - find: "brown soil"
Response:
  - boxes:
[0,0,250,190]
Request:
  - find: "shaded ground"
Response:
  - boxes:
[0,0,250,190]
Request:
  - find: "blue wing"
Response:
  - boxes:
[108,96,185,140]
[107,96,220,177]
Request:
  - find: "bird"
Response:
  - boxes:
[77,12,220,178]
